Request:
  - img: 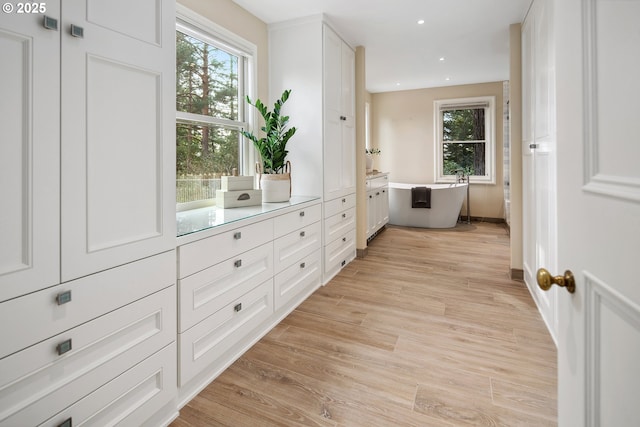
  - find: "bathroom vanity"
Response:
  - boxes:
[366,173,390,241]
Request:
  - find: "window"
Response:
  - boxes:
[176,10,256,208]
[434,96,495,183]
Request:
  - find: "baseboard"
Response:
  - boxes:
[460,216,505,224]
[510,268,524,281]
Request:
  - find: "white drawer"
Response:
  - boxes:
[39,343,176,427]
[178,219,274,279]
[324,207,356,244]
[324,229,356,279]
[178,279,273,387]
[178,242,273,333]
[273,221,321,274]
[324,193,355,218]
[274,249,321,311]
[0,251,175,359]
[366,175,389,190]
[0,286,176,426]
[273,203,321,238]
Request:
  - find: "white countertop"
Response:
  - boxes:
[176,195,320,242]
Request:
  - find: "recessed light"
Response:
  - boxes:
[417,19,425,25]
[439,57,445,61]
[396,82,401,86]
[445,77,451,81]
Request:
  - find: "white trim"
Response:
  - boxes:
[585,271,640,427]
[433,96,496,184]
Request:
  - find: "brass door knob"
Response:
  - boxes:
[536,268,576,293]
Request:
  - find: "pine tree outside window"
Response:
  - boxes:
[176,13,255,209]
[434,96,496,184]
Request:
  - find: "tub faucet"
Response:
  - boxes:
[454,169,466,183]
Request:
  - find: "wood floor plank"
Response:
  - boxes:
[171,222,557,426]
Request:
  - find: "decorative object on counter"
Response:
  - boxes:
[242,89,297,202]
[365,148,381,174]
[216,175,262,208]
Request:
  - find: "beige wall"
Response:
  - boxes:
[177,0,269,104]
[371,82,505,219]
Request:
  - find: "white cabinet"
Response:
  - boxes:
[61,0,176,282]
[366,174,390,241]
[269,18,356,283]
[323,26,356,201]
[0,2,60,303]
[176,200,322,405]
[0,2,177,425]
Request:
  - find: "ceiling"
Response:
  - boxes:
[231,0,531,93]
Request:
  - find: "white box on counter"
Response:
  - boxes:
[221,175,255,191]
[216,189,262,208]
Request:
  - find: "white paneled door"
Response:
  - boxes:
[0,4,60,301]
[554,0,640,425]
[61,0,175,281]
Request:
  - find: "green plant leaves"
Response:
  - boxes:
[242,89,297,174]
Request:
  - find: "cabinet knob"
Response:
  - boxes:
[342,198,346,203]
[57,339,72,356]
[43,16,58,31]
[342,213,346,218]
[341,260,346,266]
[300,262,306,269]
[300,231,306,237]
[376,192,380,195]
[299,211,305,217]
[340,116,346,121]
[342,237,347,242]
[234,303,242,312]
[369,195,372,199]
[56,290,72,305]
[233,231,242,240]
[234,259,242,268]
[70,24,84,38]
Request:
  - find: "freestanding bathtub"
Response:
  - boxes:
[389,182,468,228]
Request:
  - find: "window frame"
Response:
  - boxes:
[176,5,258,209]
[434,96,496,184]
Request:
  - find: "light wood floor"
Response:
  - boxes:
[171,222,557,426]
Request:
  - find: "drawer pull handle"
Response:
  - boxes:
[70,24,84,38]
[233,232,242,240]
[342,213,346,218]
[299,211,305,217]
[369,195,372,199]
[234,303,242,312]
[300,231,306,237]
[341,260,346,266]
[57,339,72,356]
[342,198,346,203]
[57,418,72,427]
[376,192,380,195]
[300,262,306,269]
[234,259,242,268]
[342,237,347,242]
[43,16,58,31]
[56,290,72,305]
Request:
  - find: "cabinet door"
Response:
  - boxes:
[61,0,176,281]
[323,26,344,200]
[340,42,356,195]
[0,5,61,302]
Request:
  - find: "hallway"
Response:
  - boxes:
[173,222,557,426]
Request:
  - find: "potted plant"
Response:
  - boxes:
[242,89,297,202]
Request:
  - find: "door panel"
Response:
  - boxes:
[0,7,60,301]
[61,0,175,281]
[554,0,640,424]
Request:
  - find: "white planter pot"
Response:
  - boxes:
[366,155,373,173]
[260,173,291,202]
